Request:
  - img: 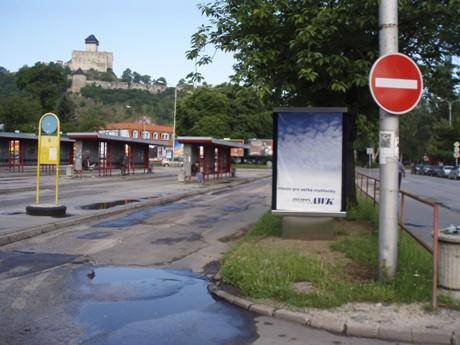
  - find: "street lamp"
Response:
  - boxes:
[172,86,177,161]
[440,99,460,127]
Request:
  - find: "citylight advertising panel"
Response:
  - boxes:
[272,108,347,215]
[248,139,273,157]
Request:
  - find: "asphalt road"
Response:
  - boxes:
[359,168,460,248]
[0,176,405,345]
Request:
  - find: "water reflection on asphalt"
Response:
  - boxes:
[93,203,195,228]
[77,267,257,345]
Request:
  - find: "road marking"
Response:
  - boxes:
[375,77,418,89]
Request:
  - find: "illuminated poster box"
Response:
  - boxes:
[272,108,349,217]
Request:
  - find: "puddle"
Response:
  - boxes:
[81,199,140,210]
[93,202,194,228]
[78,232,113,240]
[150,233,202,245]
[77,267,257,345]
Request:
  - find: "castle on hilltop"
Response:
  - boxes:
[68,35,166,95]
[69,35,113,72]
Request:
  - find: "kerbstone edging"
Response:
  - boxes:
[0,172,177,195]
[208,283,456,345]
[0,176,268,246]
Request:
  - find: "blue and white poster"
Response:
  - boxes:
[275,111,343,213]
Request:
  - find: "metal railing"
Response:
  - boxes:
[356,171,440,308]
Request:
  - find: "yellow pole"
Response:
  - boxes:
[35,117,43,204]
[55,118,60,206]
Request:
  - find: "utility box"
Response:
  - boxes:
[438,231,460,290]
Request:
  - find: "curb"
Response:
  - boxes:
[0,176,268,246]
[0,173,176,195]
[208,284,457,345]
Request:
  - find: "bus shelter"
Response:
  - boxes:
[177,136,249,182]
[0,132,75,173]
[67,132,168,176]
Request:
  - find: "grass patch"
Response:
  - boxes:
[242,212,282,240]
[221,197,435,309]
[346,194,378,227]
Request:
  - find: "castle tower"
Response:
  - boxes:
[69,35,113,72]
[85,34,99,52]
[70,68,87,93]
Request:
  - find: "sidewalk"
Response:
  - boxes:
[0,167,175,194]
[0,169,271,246]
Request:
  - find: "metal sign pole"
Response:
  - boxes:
[378,0,400,280]
[55,119,61,206]
[36,119,43,204]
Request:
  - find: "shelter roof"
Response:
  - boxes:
[177,136,250,149]
[0,132,75,143]
[67,132,168,146]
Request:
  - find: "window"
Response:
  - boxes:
[161,133,170,140]
[142,131,151,139]
[132,130,139,138]
[153,132,158,140]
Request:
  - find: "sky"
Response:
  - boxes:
[0,0,235,86]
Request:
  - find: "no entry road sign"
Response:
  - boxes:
[369,53,423,115]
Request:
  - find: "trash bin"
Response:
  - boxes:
[231,168,236,178]
[438,229,460,290]
[66,165,73,177]
[177,170,185,182]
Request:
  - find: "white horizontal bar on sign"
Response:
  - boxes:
[375,77,418,89]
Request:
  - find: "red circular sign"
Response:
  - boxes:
[369,53,423,115]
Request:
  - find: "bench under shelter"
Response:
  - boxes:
[67,132,169,176]
[177,136,249,182]
[0,132,75,173]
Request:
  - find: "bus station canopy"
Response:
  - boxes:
[177,136,249,149]
[67,132,169,146]
[0,132,75,143]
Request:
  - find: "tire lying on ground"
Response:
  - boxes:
[26,204,67,217]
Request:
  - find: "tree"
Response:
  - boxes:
[0,95,41,132]
[56,94,76,123]
[188,0,460,205]
[121,68,133,85]
[176,84,271,139]
[132,71,141,84]
[140,75,151,85]
[15,62,69,112]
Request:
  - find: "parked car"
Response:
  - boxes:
[438,165,454,178]
[422,164,435,176]
[161,157,184,167]
[413,163,424,174]
[448,166,460,180]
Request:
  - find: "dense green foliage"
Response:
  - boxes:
[80,85,175,125]
[0,63,73,131]
[188,0,460,165]
[176,83,272,139]
[0,63,272,136]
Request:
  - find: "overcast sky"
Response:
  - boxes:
[0,0,235,86]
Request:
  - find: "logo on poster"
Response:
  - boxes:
[314,197,333,205]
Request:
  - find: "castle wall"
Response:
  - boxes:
[89,80,167,94]
[69,74,167,95]
[69,50,113,72]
